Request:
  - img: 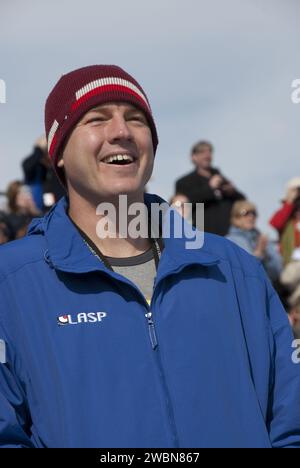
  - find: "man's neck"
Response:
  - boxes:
[68,193,151,258]
[196,167,212,178]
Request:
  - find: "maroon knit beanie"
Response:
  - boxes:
[45,65,158,184]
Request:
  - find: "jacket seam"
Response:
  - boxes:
[0,258,45,286]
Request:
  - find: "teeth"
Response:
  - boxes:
[102,154,134,164]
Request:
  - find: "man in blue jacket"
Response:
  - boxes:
[0,65,299,448]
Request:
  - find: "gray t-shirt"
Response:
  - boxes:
[106,248,156,304]
[70,217,159,303]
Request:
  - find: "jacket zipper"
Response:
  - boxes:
[76,260,179,446]
[144,284,179,448]
[145,312,158,350]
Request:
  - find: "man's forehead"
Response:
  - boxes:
[86,102,142,114]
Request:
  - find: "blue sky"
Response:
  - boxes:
[0,0,299,235]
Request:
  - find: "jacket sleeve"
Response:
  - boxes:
[269,202,294,232]
[0,321,34,448]
[176,178,219,203]
[223,187,245,201]
[266,277,300,447]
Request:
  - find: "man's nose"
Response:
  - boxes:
[107,115,133,142]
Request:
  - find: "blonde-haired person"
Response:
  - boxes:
[227,200,282,283]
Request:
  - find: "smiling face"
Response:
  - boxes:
[58,102,154,205]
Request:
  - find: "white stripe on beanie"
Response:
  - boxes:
[75,77,150,109]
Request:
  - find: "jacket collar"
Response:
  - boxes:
[29,195,220,276]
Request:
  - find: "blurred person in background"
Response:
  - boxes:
[280,261,300,339]
[227,200,282,284]
[287,295,300,339]
[0,212,13,245]
[22,135,65,212]
[280,247,300,336]
[169,193,192,222]
[5,181,41,239]
[270,177,300,265]
[0,222,9,245]
[175,141,245,236]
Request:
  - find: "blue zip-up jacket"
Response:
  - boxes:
[0,195,299,448]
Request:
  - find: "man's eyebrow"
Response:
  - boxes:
[86,104,141,114]
[86,106,108,113]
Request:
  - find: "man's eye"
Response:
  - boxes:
[129,115,146,123]
[86,116,106,123]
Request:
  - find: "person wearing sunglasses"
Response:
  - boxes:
[227,200,282,283]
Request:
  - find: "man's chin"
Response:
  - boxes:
[101,186,144,200]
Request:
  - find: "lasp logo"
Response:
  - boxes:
[57,312,107,326]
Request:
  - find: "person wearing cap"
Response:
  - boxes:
[270,177,300,265]
[0,65,299,448]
